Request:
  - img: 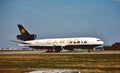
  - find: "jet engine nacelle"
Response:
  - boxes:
[17,34,37,41]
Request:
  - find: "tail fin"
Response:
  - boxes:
[17,24,37,41]
[18,24,30,35]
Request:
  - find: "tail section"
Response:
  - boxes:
[18,24,30,35]
[17,24,37,41]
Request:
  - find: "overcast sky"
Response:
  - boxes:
[0,0,120,48]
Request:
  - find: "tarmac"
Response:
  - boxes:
[0,50,120,54]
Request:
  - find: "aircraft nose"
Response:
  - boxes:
[101,41,104,44]
[97,39,104,45]
[99,41,104,45]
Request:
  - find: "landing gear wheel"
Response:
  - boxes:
[47,48,54,52]
[55,49,61,52]
[88,49,91,52]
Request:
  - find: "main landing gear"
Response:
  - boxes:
[46,46,63,53]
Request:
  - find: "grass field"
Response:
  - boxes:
[0,54,120,73]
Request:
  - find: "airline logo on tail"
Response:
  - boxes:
[21,29,25,34]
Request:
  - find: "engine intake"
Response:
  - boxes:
[17,34,37,41]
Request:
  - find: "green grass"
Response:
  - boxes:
[0,54,120,73]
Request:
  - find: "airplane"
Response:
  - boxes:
[16,24,104,52]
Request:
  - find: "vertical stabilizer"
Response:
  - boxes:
[18,24,30,35]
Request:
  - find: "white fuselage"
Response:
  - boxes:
[19,37,104,49]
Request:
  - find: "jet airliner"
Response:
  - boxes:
[16,24,104,52]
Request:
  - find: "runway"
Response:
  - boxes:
[0,50,120,54]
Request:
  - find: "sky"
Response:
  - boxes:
[0,0,120,48]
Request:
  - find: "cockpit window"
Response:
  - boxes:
[97,40,101,41]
